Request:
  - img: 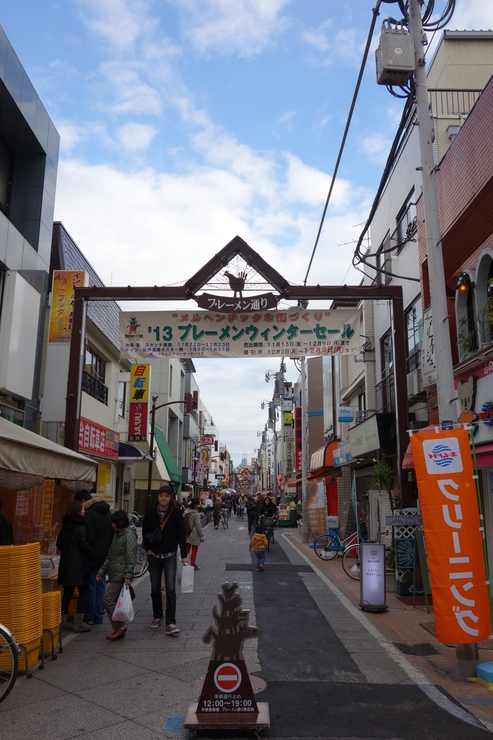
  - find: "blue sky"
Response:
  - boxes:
[2,0,491,466]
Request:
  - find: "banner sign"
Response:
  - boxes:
[410,427,490,643]
[196,292,278,311]
[49,270,86,343]
[79,418,119,460]
[120,308,361,359]
[128,364,151,442]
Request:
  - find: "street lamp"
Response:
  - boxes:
[146,395,188,507]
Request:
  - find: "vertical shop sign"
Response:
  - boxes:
[128,364,151,442]
[41,479,55,532]
[285,439,294,476]
[294,407,302,471]
[410,427,490,643]
[96,462,114,504]
[49,270,86,342]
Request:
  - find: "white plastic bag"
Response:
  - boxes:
[177,560,194,593]
[112,584,135,622]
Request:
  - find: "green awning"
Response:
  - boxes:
[153,427,182,485]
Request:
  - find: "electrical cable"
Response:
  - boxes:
[303,0,383,286]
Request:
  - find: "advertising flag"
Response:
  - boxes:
[410,427,491,643]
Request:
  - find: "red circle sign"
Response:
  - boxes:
[214,663,242,693]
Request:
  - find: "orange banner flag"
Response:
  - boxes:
[410,427,491,643]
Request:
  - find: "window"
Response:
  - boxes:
[118,380,126,418]
[377,330,395,412]
[391,191,417,256]
[375,234,392,286]
[405,298,423,372]
[0,137,13,215]
[83,347,108,404]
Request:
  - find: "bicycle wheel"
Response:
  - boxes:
[313,534,339,561]
[342,544,361,580]
[134,545,149,578]
[0,624,19,703]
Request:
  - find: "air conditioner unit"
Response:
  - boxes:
[406,369,422,398]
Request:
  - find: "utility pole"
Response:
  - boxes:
[301,355,309,544]
[408,0,471,678]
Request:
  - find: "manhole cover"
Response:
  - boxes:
[394,642,439,656]
[194,674,267,693]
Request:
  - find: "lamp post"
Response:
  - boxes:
[146,396,187,507]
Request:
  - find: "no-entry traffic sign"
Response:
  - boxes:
[213,663,242,693]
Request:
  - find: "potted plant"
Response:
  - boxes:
[372,459,394,514]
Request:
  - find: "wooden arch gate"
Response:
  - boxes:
[64,235,411,505]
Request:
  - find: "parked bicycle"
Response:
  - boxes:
[0,623,19,703]
[129,512,149,578]
[313,529,361,579]
[313,528,394,580]
[200,509,213,528]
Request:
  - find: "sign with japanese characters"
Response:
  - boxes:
[120,308,361,359]
[128,364,151,442]
[421,305,436,388]
[49,270,86,342]
[410,427,490,643]
[79,418,119,460]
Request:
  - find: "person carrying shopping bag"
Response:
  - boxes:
[96,509,137,641]
[183,498,204,570]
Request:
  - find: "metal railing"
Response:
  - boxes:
[82,370,108,405]
[429,88,482,117]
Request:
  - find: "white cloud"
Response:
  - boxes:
[358,132,393,166]
[170,0,292,58]
[116,122,158,152]
[75,0,158,51]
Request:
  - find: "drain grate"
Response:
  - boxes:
[394,642,440,656]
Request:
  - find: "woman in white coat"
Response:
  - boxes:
[183,498,205,570]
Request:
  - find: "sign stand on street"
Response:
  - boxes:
[184,581,270,738]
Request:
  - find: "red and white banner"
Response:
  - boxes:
[410,427,491,643]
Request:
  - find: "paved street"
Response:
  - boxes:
[1,514,491,739]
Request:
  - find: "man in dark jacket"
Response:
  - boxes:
[76,490,112,626]
[142,485,187,634]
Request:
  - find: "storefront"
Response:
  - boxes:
[0,416,97,554]
[308,440,341,517]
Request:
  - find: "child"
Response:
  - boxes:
[249,525,268,571]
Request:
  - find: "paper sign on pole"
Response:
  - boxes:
[410,427,491,643]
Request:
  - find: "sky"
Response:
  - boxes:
[2,0,493,466]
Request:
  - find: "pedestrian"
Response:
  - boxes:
[75,489,112,626]
[142,485,187,634]
[237,493,247,519]
[56,500,92,633]
[0,500,14,545]
[249,524,268,572]
[212,495,224,529]
[96,509,137,641]
[259,495,277,520]
[246,495,260,535]
[183,498,204,570]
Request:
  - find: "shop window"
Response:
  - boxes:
[377,330,395,412]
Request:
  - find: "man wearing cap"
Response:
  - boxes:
[142,485,187,634]
[75,489,112,626]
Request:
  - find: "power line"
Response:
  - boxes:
[303,0,383,285]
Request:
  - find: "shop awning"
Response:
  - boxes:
[118,442,153,463]
[309,440,342,479]
[0,416,97,482]
[154,427,182,484]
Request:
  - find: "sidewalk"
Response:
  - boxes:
[282,529,493,733]
[1,516,493,739]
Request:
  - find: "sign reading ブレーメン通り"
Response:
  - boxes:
[120,309,361,360]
